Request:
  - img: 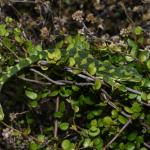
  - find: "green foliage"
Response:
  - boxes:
[61,139,75,150]
[0,104,4,121]
[59,122,69,131]
[0,14,149,150]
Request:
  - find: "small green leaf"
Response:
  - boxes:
[127,132,137,141]
[142,79,150,88]
[35,44,42,52]
[54,111,63,118]
[127,39,138,50]
[103,116,113,126]
[83,138,93,148]
[93,79,102,90]
[68,57,75,67]
[125,142,135,150]
[146,60,150,70]
[140,148,147,150]
[61,139,73,150]
[125,56,134,62]
[90,119,97,127]
[37,134,45,143]
[59,87,72,97]
[88,63,97,75]
[59,101,66,112]
[29,142,39,150]
[15,35,23,43]
[128,93,137,99]
[59,122,69,131]
[131,102,142,113]
[29,101,38,108]
[88,127,100,137]
[119,143,125,150]
[0,104,4,121]
[93,138,103,150]
[49,91,58,96]
[141,92,147,101]
[118,115,128,124]
[5,17,13,23]
[72,85,80,91]
[147,93,150,100]
[111,110,119,118]
[25,90,38,100]
[0,24,9,36]
[139,51,149,62]
[124,106,133,114]
[134,26,143,35]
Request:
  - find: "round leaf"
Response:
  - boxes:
[88,63,97,75]
[59,122,69,131]
[61,139,72,150]
[0,104,4,121]
[25,90,38,100]
[93,79,102,90]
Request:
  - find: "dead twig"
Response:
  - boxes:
[18,76,52,85]
[101,89,131,118]
[9,0,35,3]
[54,96,60,139]
[105,119,132,148]
[30,68,65,85]
[144,142,150,149]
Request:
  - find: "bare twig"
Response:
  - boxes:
[0,39,19,59]
[1,121,41,143]
[30,69,65,85]
[119,1,134,24]
[19,75,94,86]
[58,79,94,86]
[126,87,150,107]
[105,119,132,148]
[144,142,150,149]
[65,67,94,81]
[18,76,52,85]
[126,87,141,95]
[54,96,60,139]
[13,110,29,116]
[9,0,35,3]
[101,89,131,118]
[138,101,150,107]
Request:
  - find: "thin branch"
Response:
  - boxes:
[19,76,94,86]
[119,1,134,24]
[58,79,94,86]
[18,76,52,85]
[138,101,150,107]
[144,142,150,149]
[0,39,19,59]
[30,69,65,85]
[101,89,131,118]
[54,96,60,139]
[105,119,132,148]
[1,121,41,143]
[75,82,94,86]
[126,87,150,107]
[65,67,94,81]
[9,0,35,3]
[126,87,141,95]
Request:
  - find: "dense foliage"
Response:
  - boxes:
[0,1,150,150]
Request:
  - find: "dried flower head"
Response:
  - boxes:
[9,113,17,121]
[2,128,13,139]
[120,27,131,37]
[40,27,49,39]
[78,28,85,35]
[86,13,96,23]
[72,10,84,23]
